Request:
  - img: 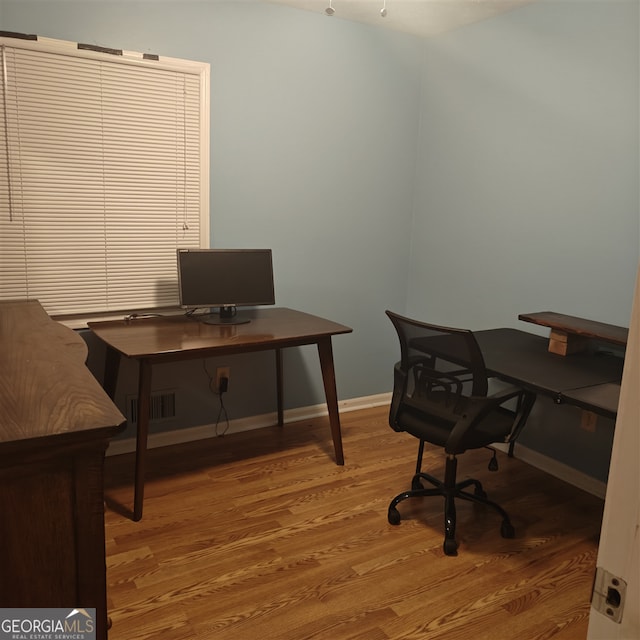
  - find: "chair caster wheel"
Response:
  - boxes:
[443,538,459,556]
[501,521,515,539]
[388,507,401,525]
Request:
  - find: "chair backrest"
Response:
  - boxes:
[386,310,489,406]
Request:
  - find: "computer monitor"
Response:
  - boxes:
[177,248,275,325]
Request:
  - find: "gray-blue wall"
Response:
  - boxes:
[409,0,639,328]
[2,0,638,481]
[0,0,421,414]
[408,0,639,481]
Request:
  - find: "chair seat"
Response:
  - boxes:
[398,396,515,453]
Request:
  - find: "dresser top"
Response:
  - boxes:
[0,300,125,448]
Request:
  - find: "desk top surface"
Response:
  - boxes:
[476,328,624,391]
[475,328,623,415]
[89,307,353,359]
[560,383,621,418]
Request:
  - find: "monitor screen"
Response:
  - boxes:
[177,249,275,322]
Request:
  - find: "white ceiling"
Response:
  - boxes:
[263,0,536,38]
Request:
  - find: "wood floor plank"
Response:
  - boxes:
[104,405,603,639]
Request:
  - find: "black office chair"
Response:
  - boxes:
[385,310,536,556]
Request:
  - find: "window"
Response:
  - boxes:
[0,34,210,325]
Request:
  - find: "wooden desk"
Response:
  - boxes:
[475,328,623,418]
[0,300,126,639]
[89,307,353,521]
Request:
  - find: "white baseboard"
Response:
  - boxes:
[106,392,392,457]
[106,392,606,499]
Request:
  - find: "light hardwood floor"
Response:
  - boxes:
[104,405,603,640]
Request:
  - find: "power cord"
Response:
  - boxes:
[486,447,499,471]
[203,360,230,436]
[214,393,230,437]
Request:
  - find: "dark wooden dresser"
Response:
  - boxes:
[0,300,126,639]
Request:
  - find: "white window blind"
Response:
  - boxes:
[0,35,210,323]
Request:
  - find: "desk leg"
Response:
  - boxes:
[275,348,284,426]
[317,338,345,466]
[133,359,152,521]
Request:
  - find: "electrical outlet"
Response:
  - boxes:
[215,366,230,393]
[581,410,597,432]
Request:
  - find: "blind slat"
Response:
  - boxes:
[0,39,209,318]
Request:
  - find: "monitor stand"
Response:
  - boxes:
[200,306,251,325]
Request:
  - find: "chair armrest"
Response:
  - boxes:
[389,359,450,428]
[446,386,535,452]
[486,384,531,405]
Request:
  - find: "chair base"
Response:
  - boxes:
[387,455,514,556]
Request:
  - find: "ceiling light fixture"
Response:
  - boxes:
[325,0,388,20]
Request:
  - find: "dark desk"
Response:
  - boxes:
[89,307,353,521]
[475,328,623,418]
